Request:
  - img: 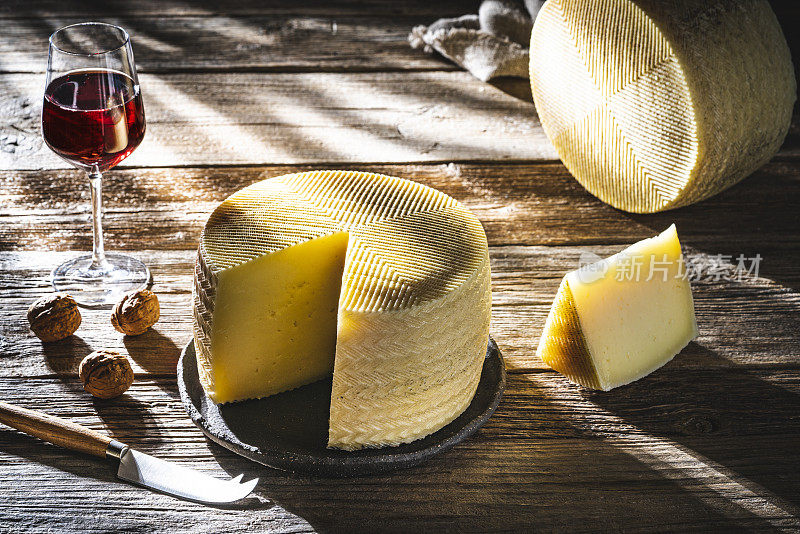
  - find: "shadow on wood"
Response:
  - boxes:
[123,328,181,377]
[585,343,800,509]
[42,334,91,378]
[489,77,533,104]
[92,393,168,445]
[629,162,800,291]
[201,372,790,532]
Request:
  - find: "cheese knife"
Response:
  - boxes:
[0,401,258,504]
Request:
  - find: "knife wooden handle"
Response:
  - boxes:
[0,401,113,458]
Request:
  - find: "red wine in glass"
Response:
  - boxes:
[42,69,145,172]
[44,22,150,307]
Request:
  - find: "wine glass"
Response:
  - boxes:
[42,22,149,307]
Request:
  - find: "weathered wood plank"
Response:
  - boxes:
[4,70,798,169]
[0,71,556,170]
[1,374,799,532]
[0,15,455,74]
[2,161,799,253]
[1,242,798,379]
[0,0,469,18]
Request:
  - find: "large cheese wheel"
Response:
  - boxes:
[193,171,492,450]
[529,0,796,213]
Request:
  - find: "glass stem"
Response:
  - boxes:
[88,171,110,270]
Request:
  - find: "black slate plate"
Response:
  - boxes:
[177,338,505,477]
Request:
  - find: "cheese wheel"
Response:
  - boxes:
[193,171,492,450]
[530,0,796,213]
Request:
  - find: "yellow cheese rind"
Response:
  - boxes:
[193,170,492,450]
[535,278,601,390]
[330,250,491,449]
[530,0,796,213]
[537,225,698,390]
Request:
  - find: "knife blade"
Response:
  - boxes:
[0,401,258,505]
[108,440,259,504]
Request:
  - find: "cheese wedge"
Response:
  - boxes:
[529,0,796,213]
[193,171,492,450]
[536,225,697,390]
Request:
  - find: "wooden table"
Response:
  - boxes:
[1,1,799,532]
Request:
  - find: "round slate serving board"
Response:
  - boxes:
[177,338,505,477]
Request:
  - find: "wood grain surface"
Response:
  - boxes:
[0,71,556,170]
[0,15,458,74]
[1,1,799,532]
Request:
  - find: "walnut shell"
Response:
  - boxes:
[27,293,82,342]
[111,289,160,336]
[78,350,134,399]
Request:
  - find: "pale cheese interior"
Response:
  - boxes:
[209,232,348,403]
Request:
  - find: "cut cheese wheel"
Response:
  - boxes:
[529,0,796,213]
[193,170,492,450]
[536,224,698,390]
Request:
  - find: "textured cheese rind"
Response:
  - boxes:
[536,225,698,390]
[193,170,492,450]
[193,250,218,397]
[535,278,601,390]
[330,218,492,450]
[530,0,796,213]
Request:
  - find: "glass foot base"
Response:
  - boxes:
[52,253,151,308]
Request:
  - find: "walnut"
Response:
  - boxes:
[27,293,82,342]
[111,289,160,336]
[78,350,134,399]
